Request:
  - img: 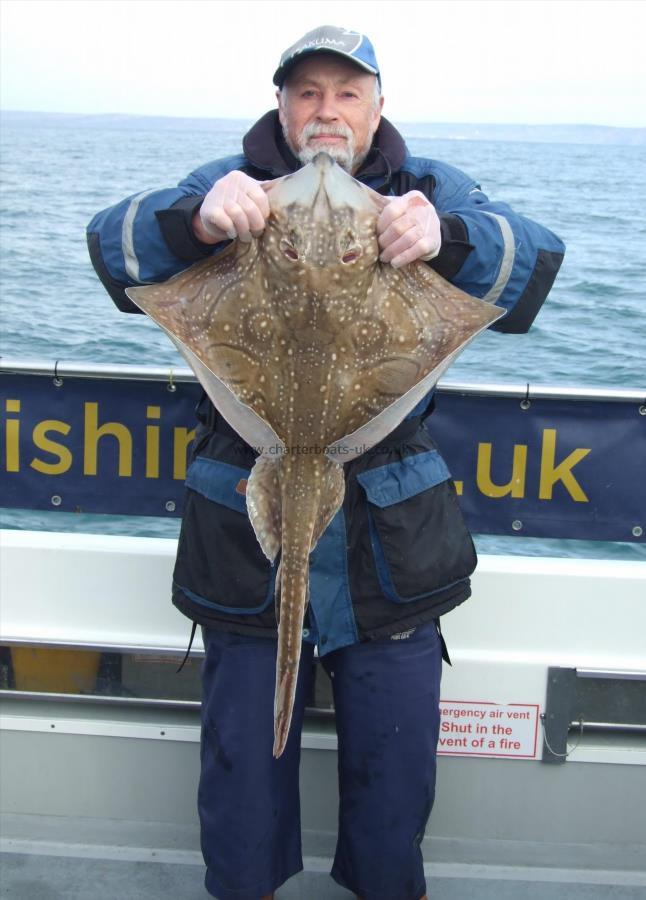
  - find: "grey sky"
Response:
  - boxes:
[1,0,644,126]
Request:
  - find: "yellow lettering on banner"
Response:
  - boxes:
[539,428,590,502]
[30,420,73,474]
[173,427,196,480]
[477,443,527,498]
[146,406,161,479]
[84,402,133,476]
[453,480,464,496]
[5,399,21,472]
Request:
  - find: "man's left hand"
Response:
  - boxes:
[377,191,442,268]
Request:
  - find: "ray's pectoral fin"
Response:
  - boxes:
[125,247,284,455]
[327,263,506,459]
[124,247,239,340]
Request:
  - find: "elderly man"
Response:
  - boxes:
[88,25,564,900]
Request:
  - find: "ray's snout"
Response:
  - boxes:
[311,151,336,170]
[266,152,375,216]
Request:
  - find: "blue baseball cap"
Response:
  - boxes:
[273,25,381,88]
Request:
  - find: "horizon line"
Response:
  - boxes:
[1,108,644,131]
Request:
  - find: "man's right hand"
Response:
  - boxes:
[193,171,270,244]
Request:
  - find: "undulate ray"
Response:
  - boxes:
[126,153,505,757]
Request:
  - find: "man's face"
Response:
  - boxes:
[277,55,383,174]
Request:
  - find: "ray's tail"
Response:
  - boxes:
[272,452,346,758]
[272,455,318,758]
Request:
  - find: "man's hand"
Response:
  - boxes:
[193,171,270,244]
[377,191,442,268]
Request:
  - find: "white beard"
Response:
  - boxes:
[284,121,372,173]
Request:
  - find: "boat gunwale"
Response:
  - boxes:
[1,357,644,403]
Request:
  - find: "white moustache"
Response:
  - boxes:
[300,122,353,142]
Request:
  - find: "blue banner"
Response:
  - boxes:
[426,393,644,542]
[1,371,644,542]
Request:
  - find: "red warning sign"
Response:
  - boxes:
[438,701,540,759]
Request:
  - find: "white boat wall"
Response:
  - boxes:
[1,362,645,898]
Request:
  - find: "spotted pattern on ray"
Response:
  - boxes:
[125,154,504,758]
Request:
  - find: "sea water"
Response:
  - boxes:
[0,112,644,560]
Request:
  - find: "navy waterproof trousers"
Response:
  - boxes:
[199,621,443,900]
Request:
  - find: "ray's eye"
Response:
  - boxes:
[341,229,361,264]
[342,247,362,264]
[280,239,299,261]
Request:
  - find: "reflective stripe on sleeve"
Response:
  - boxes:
[481,211,515,304]
[122,189,158,282]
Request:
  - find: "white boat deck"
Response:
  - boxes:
[1,531,645,899]
[3,813,646,899]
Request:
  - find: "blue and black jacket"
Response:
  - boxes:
[87,112,565,653]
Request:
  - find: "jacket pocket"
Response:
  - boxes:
[173,457,275,614]
[356,450,476,603]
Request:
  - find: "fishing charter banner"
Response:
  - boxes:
[1,369,644,543]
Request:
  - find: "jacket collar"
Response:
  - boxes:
[242,110,407,191]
